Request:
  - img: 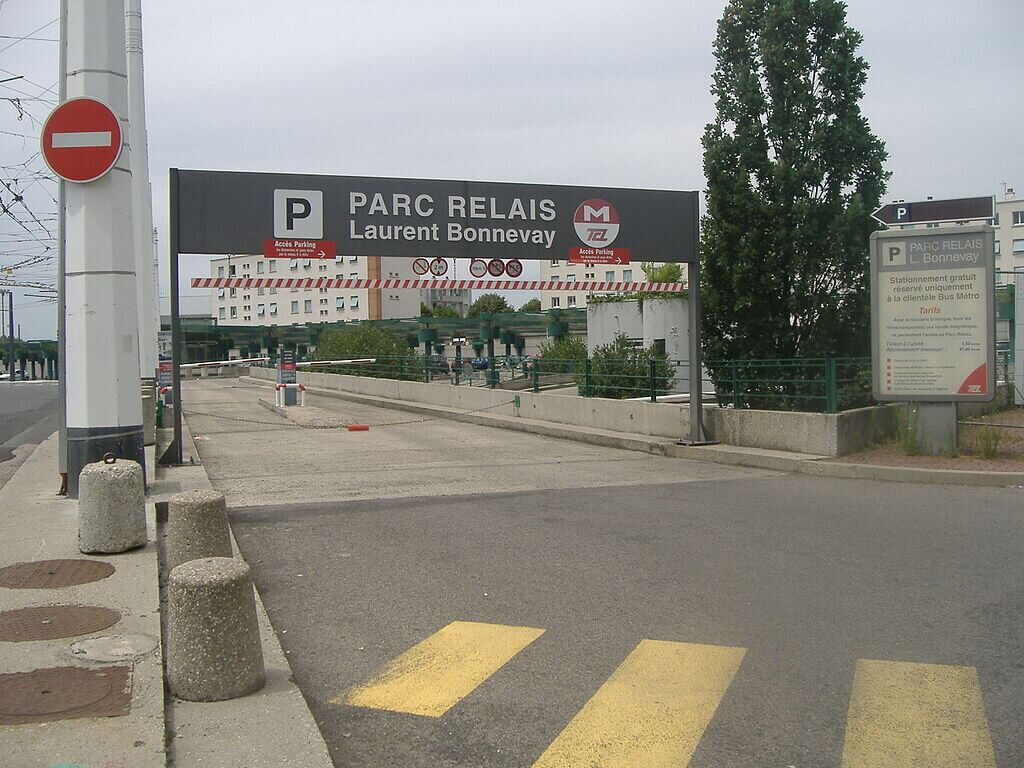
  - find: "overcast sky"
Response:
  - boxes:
[2,0,1021,338]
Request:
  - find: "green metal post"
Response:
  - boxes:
[731,362,739,408]
[532,365,539,393]
[649,358,657,403]
[825,357,838,413]
[584,358,592,397]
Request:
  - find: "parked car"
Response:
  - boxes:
[426,355,451,375]
[469,357,489,370]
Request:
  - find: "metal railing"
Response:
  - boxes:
[257,351,1019,414]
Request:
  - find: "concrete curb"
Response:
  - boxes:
[242,376,1024,487]
[158,416,334,768]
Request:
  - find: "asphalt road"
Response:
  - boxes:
[183,379,1024,768]
[0,381,58,465]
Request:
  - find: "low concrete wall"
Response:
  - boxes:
[249,366,915,456]
[250,366,693,440]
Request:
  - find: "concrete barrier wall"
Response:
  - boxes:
[250,366,692,440]
[249,366,905,456]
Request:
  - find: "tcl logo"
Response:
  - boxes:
[574,198,620,247]
[966,384,981,394]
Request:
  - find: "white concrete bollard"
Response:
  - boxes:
[167,557,265,701]
[166,490,232,571]
[78,455,147,554]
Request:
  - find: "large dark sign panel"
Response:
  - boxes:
[176,169,699,263]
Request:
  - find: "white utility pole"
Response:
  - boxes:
[64,0,144,497]
[126,0,158,381]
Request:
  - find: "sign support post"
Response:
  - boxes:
[165,168,183,465]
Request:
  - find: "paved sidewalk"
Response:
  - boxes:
[0,436,165,768]
[0,427,333,768]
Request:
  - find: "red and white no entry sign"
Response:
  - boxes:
[412,257,430,276]
[40,97,123,183]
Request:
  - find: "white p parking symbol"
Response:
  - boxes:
[274,189,323,238]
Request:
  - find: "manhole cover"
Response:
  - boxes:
[0,605,121,642]
[0,666,131,725]
[0,559,115,589]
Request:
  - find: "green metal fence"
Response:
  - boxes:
[279,354,878,413]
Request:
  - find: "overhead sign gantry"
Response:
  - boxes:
[167,169,706,463]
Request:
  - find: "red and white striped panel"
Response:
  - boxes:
[191,277,686,292]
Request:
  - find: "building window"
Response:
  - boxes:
[349,272,358,280]
[319,298,328,305]
[228,264,236,276]
[244,315,250,321]
[217,265,225,277]
[349,255,359,262]
[336,297,345,310]
[623,269,632,281]
[218,288,225,299]
[269,287,277,294]
[568,295,576,306]
[566,273,575,282]
[995,241,1000,255]
[269,260,277,273]
[319,287,328,294]
[257,261,264,273]
[243,294,250,300]
[320,310,328,316]
[289,259,298,270]
[270,303,277,316]
[257,304,265,316]
[290,301,299,314]
[218,307,225,320]
[350,296,360,308]
[304,300,312,313]
[319,263,327,271]
[303,259,312,269]
[585,271,594,279]
[1012,239,1024,254]
[230,306,237,318]
[551,275,559,281]
[551,297,560,307]
[229,288,237,298]
[605,271,615,281]
[550,259,559,265]
[243,304,250,311]
[257,287,265,296]
[1012,210,1024,225]
[926,222,940,229]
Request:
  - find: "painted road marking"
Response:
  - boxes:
[336,620,544,717]
[50,130,113,148]
[531,639,746,768]
[841,659,997,768]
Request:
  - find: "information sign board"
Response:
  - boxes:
[277,349,297,385]
[871,226,995,402]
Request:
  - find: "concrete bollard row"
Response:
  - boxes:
[166,489,232,571]
[78,456,147,554]
[167,557,265,701]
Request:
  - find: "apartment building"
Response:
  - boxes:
[538,259,686,311]
[993,190,1024,278]
[209,255,467,325]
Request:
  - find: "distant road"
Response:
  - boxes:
[0,382,58,464]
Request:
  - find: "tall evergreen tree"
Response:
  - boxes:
[701,0,888,366]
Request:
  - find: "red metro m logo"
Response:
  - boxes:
[574,199,620,247]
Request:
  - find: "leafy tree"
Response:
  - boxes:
[467,293,513,318]
[519,298,542,313]
[701,0,888,377]
[640,262,682,283]
[419,302,462,318]
[314,324,416,379]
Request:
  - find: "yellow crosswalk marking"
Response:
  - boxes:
[841,659,997,768]
[531,639,746,768]
[335,620,544,717]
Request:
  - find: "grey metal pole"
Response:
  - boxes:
[682,193,710,445]
[8,292,15,382]
[57,0,68,488]
[169,168,183,464]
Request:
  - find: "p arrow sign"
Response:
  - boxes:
[871,196,994,227]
